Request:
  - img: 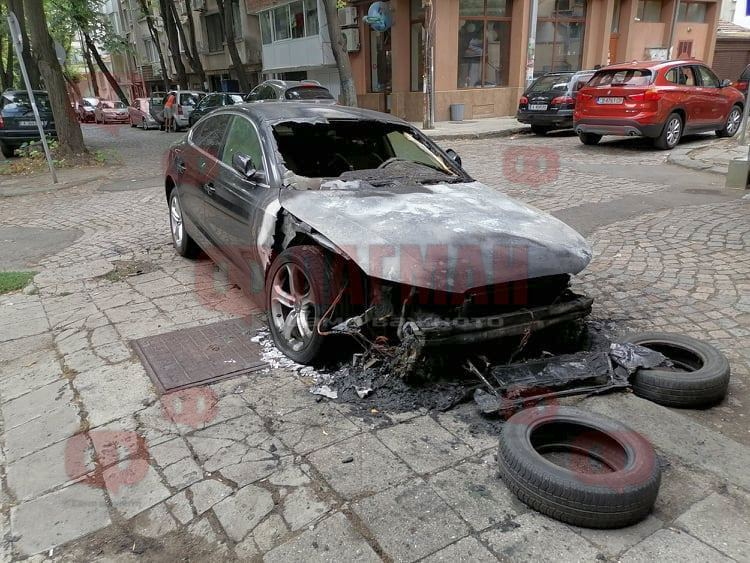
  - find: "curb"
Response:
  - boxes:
[667,145,729,176]
[422,126,529,141]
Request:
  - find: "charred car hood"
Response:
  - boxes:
[279,180,592,293]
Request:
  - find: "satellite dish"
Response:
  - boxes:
[55,41,66,65]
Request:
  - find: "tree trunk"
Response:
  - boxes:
[80,35,99,97]
[216,0,250,92]
[136,0,170,92]
[0,34,10,90]
[183,0,206,88]
[7,0,40,88]
[83,31,129,105]
[159,0,187,89]
[321,0,356,106]
[23,0,86,156]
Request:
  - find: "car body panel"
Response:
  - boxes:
[95,101,130,123]
[517,71,594,129]
[128,98,158,128]
[246,80,336,104]
[0,90,56,146]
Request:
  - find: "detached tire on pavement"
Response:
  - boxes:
[497,406,661,529]
[624,332,730,408]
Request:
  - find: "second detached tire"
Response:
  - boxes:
[624,332,730,408]
[498,406,661,529]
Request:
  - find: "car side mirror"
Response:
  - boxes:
[445,148,462,167]
[232,153,258,179]
[720,79,731,88]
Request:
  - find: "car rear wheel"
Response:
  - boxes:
[169,190,199,258]
[531,125,552,135]
[0,142,16,158]
[578,132,602,145]
[716,105,742,138]
[266,246,341,365]
[654,113,682,150]
[130,117,136,128]
[142,118,148,131]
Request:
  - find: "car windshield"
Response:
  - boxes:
[284,86,335,100]
[82,98,98,107]
[528,75,572,93]
[590,69,652,86]
[101,102,114,109]
[180,93,203,106]
[273,120,458,184]
[112,102,126,109]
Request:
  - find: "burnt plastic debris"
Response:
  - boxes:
[609,342,670,373]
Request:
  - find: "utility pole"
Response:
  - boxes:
[666,0,681,59]
[422,0,434,129]
[526,0,538,86]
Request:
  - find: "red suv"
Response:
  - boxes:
[574,60,744,149]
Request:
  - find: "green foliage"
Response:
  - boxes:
[0,272,36,295]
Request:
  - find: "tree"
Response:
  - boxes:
[81,30,129,105]
[159,0,186,88]
[135,0,169,92]
[80,32,99,96]
[182,0,206,88]
[0,6,14,89]
[215,0,250,92]
[321,0,356,106]
[6,0,40,88]
[23,0,86,156]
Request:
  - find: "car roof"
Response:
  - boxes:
[3,90,49,96]
[260,80,325,90]
[598,59,706,72]
[223,102,407,126]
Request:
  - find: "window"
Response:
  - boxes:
[290,1,305,38]
[274,5,291,40]
[370,30,391,92]
[534,0,585,77]
[260,11,272,44]
[458,0,512,88]
[678,1,707,22]
[232,0,242,36]
[696,65,720,87]
[191,114,231,159]
[666,66,697,85]
[206,13,223,52]
[636,0,662,22]
[590,68,652,86]
[222,117,265,174]
[284,86,334,100]
[677,40,693,58]
[411,0,424,92]
[611,0,621,32]
[305,0,319,35]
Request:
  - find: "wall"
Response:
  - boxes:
[625,22,667,59]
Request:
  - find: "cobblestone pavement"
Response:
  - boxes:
[0,124,749,561]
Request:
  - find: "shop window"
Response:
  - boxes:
[411,0,425,92]
[534,0,586,77]
[636,0,662,22]
[457,0,512,89]
[678,1,707,22]
[370,30,392,92]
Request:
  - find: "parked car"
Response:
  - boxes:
[246,80,336,104]
[164,103,592,364]
[188,92,245,127]
[517,70,595,134]
[77,96,100,122]
[95,100,130,124]
[731,64,750,94]
[156,91,206,130]
[0,90,56,158]
[128,98,159,130]
[574,60,744,149]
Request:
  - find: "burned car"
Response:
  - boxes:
[164,103,592,364]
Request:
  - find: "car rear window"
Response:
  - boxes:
[113,102,126,109]
[3,93,51,111]
[590,69,652,86]
[528,75,572,94]
[284,86,334,100]
[179,93,203,106]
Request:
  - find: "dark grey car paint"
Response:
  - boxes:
[166,103,591,297]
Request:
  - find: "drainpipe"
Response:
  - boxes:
[666,0,681,59]
[526,0,538,86]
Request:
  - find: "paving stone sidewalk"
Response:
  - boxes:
[668,136,750,176]
[0,126,748,561]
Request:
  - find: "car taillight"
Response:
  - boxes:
[0,116,4,128]
[629,89,661,102]
[551,95,575,106]
[519,96,528,105]
[578,92,592,101]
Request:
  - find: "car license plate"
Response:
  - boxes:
[597,97,623,105]
[528,104,548,111]
[19,120,37,127]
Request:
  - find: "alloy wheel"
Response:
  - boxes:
[727,107,742,135]
[270,263,315,352]
[665,117,681,147]
[169,194,183,247]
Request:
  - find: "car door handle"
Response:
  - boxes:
[204,183,216,195]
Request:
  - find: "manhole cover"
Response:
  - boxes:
[132,317,267,394]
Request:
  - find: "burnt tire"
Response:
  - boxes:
[497,406,661,529]
[624,332,730,408]
[578,132,602,146]
[265,245,341,365]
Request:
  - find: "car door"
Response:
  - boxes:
[204,114,274,290]
[175,114,232,245]
[694,65,730,128]
[672,66,701,130]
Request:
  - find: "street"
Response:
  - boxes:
[1,122,749,561]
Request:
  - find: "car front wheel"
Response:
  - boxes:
[716,105,742,138]
[654,113,682,150]
[0,142,15,158]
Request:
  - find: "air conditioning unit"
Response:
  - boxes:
[341,28,360,52]
[338,6,357,27]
